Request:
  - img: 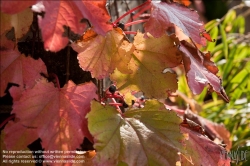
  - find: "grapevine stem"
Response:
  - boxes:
[65,45,70,83]
[0,114,15,129]
[124,31,137,35]
[113,0,151,26]
[98,79,103,101]
[124,19,149,28]
[164,104,185,115]
[127,4,151,23]
[111,98,122,114]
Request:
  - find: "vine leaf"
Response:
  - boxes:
[144,1,206,45]
[180,126,231,166]
[71,28,134,79]
[179,41,229,102]
[184,109,232,151]
[110,32,182,98]
[38,1,87,52]
[110,39,135,74]
[4,80,39,151]
[4,79,97,159]
[0,34,15,50]
[1,129,36,166]
[4,8,33,39]
[4,120,39,151]
[0,0,36,14]
[1,8,32,50]
[0,12,13,35]
[0,50,47,97]
[73,0,113,36]
[87,100,185,166]
[1,0,112,52]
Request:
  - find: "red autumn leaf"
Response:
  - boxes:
[5,79,97,156]
[0,0,36,14]
[144,1,206,45]
[1,0,112,52]
[4,120,38,151]
[0,36,15,51]
[38,1,87,52]
[0,49,47,97]
[180,126,231,166]
[9,86,23,102]
[73,0,113,36]
[184,109,232,151]
[179,41,229,102]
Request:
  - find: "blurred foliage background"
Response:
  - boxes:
[177,0,250,165]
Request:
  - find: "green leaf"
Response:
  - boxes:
[223,10,236,26]
[212,43,223,55]
[87,100,185,166]
[110,32,182,98]
[219,25,228,59]
[205,19,220,32]
[231,62,250,83]
[222,46,237,80]
[235,46,249,61]
[232,15,245,34]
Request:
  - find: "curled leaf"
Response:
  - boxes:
[180,126,231,166]
[144,1,206,45]
[179,41,229,102]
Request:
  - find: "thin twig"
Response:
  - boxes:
[114,0,119,19]
[113,0,150,25]
[124,31,137,35]
[97,79,103,101]
[124,19,148,28]
[219,3,246,23]
[242,8,250,17]
[66,46,70,83]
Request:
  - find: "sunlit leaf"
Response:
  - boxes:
[111,32,182,98]
[73,0,112,36]
[38,1,86,52]
[71,28,134,79]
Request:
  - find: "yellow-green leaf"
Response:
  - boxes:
[110,32,182,98]
[87,100,185,166]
